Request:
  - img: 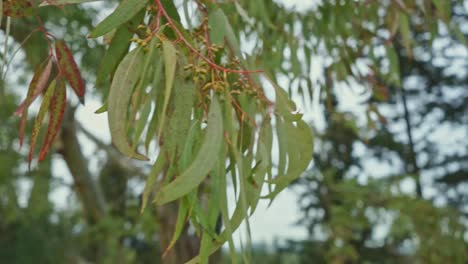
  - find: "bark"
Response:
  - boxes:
[59,107,107,224]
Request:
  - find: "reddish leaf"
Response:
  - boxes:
[38,78,67,163]
[28,79,57,168]
[15,59,52,116]
[17,58,54,146]
[55,40,85,103]
[3,0,34,17]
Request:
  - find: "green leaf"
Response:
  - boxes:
[94,102,107,114]
[154,97,223,205]
[162,200,189,257]
[144,56,164,150]
[0,0,3,28]
[158,40,177,137]
[140,153,166,213]
[40,0,101,6]
[276,117,287,175]
[132,93,152,148]
[199,138,226,263]
[107,47,148,160]
[208,8,242,59]
[432,0,450,22]
[28,78,57,168]
[265,120,313,200]
[96,11,144,85]
[179,121,200,170]
[386,44,401,86]
[399,14,412,58]
[88,0,147,38]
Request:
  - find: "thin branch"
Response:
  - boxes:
[154,0,263,75]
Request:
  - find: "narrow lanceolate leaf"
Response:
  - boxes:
[208,8,242,59]
[140,152,166,213]
[154,98,223,205]
[18,58,53,147]
[265,120,313,200]
[28,79,57,168]
[96,10,145,85]
[38,78,67,163]
[108,47,148,160]
[55,40,85,103]
[162,200,189,257]
[40,0,101,6]
[0,0,3,28]
[15,58,53,116]
[88,0,147,38]
[158,40,177,137]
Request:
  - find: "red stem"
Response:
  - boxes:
[154,0,263,75]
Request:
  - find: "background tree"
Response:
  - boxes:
[288,1,468,263]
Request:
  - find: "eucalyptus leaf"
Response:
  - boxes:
[107,47,148,160]
[88,0,147,38]
[154,97,223,205]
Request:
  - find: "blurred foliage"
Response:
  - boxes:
[289,1,468,263]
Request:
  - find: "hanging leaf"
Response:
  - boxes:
[144,57,164,150]
[154,97,223,205]
[38,78,67,162]
[28,79,57,168]
[40,0,101,6]
[162,200,189,257]
[162,64,195,164]
[17,58,53,147]
[386,44,401,86]
[265,120,313,200]
[15,58,54,117]
[3,0,33,18]
[94,102,107,114]
[55,40,85,103]
[95,10,145,85]
[88,0,147,38]
[140,153,166,213]
[399,14,413,58]
[199,139,226,263]
[158,40,178,137]
[208,8,242,59]
[107,47,148,160]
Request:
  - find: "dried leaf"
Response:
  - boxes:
[38,78,67,162]
[17,58,53,147]
[15,58,53,116]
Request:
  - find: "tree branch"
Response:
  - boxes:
[59,106,107,224]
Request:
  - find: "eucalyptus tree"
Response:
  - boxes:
[1,0,463,263]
